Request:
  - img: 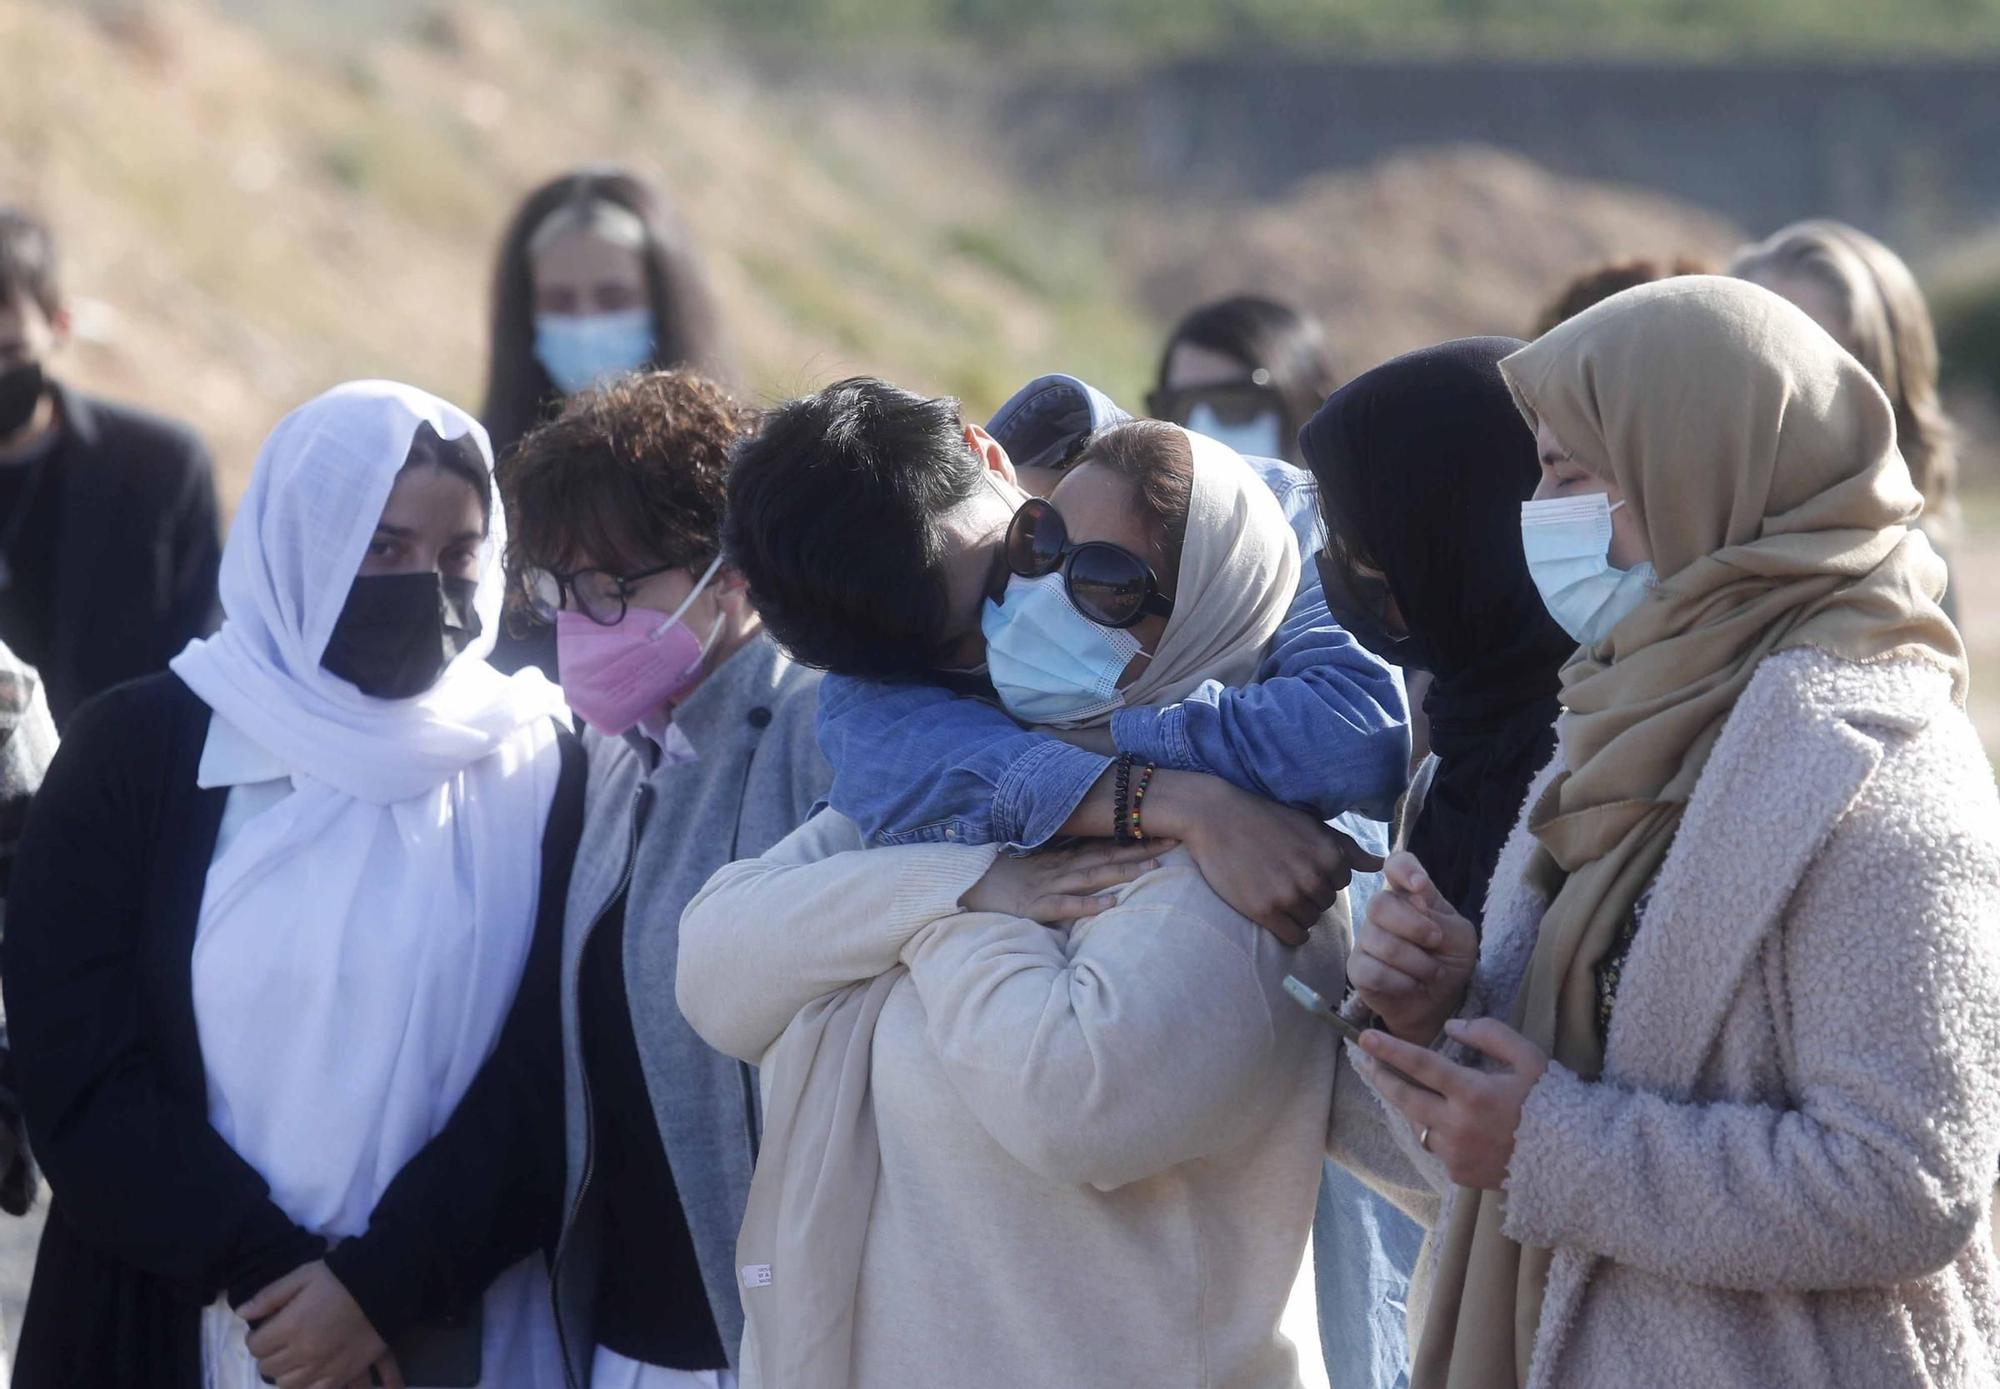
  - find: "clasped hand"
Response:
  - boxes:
[242,1260,404,1389]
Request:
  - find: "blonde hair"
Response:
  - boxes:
[1731,220,1958,538]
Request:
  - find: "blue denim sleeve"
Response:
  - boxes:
[816,673,1112,852]
[1109,584,1410,823]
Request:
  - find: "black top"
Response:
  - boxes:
[491,622,559,684]
[0,423,63,674]
[9,384,223,728]
[581,889,728,1370]
[1302,338,1579,926]
[2,673,582,1388]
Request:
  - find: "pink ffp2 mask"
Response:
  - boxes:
[556,556,726,735]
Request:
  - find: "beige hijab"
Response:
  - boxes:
[735,426,1299,1389]
[1414,275,1965,1389]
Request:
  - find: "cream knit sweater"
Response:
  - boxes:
[679,811,1414,1389]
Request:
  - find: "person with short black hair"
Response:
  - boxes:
[725,374,1408,945]
[0,206,222,726]
[684,419,1425,1388]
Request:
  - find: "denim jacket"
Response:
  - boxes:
[816,375,1409,851]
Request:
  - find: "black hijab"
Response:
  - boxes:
[1301,337,1576,924]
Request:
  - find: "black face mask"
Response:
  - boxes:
[0,361,46,438]
[321,571,482,699]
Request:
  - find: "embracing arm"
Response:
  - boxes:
[1500,784,2000,1291]
[816,673,1111,850]
[0,691,321,1302]
[1112,587,1409,822]
[676,811,998,1062]
[900,855,1316,1189]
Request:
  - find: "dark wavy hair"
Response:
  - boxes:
[497,370,752,622]
[481,168,729,461]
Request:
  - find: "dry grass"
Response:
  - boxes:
[7,0,1998,749]
[0,0,1157,505]
[1119,145,1745,379]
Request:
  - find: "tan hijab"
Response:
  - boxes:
[1413,275,1965,1389]
[736,426,1299,1389]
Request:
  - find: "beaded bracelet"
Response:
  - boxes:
[1112,753,1136,843]
[1129,761,1157,842]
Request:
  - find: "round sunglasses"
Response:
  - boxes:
[1005,497,1174,629]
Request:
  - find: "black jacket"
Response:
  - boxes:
[1,673,582,1387]
[25,385,223,727]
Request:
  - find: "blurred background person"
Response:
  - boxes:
[1532,255,1714,336]
[1148,294,1338,466]
[1148,292,1415,1389]
[1731,219,1962,617]
[0,208,221,728]
[482,168,730,679]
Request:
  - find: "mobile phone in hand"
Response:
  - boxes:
[1283,975,1441,1096]
[1282,975,1365,1042]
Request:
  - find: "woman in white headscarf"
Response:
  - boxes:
[2,381,584,1389]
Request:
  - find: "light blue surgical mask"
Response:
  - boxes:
[1185,401,1286,461]
[533,308,655,396]
[981,572,1144,725]
[1520,493,1658,647]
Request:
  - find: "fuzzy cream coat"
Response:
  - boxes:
[1364,649,2000,1388]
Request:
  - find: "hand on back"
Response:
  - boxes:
[960,839,1166,924]
[1143,773,1384,946]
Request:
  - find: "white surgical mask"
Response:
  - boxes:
[1520,493,1658,646]
[533,308,655,396]
[981,572,1142,725]
[1185,402,1285,461]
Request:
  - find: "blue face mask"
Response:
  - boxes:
[981,572,1144,725]
[533,308,655,396]
[1184,401,1285,461]
[1520,493,1658,647]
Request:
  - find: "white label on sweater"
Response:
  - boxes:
[742,1264,773,1289]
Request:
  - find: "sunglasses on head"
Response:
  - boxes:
[1004,497,1174,629]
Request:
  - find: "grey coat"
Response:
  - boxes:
[550,634,827,1385]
